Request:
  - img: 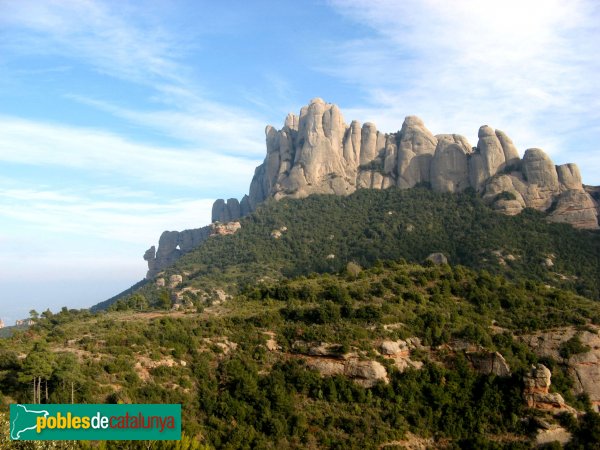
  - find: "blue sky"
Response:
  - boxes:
[1,0,599,324]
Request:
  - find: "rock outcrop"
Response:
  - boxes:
[146,99,599,279]
[213,99,598,230]
[425,253,448,265]
[467,351,511,377]
[520,327,600,412]
[143,222,240,279]
[294,341,389,387]
[523,364,574,413]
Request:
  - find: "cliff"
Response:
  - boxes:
[213,98,599,229]
[145,98,599,279]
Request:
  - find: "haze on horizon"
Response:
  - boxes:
[1,0,599,324]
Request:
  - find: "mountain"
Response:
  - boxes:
[123,188,600,318]
[5,100,600,449]
[144,99,599,279]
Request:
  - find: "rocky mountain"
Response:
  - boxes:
[145,98,599,279]
[214,98,598,228]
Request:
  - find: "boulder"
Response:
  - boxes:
[380,340,408,356]
[345,359,389,388]
[211,221,241,236]
[523,364,575,413]
[426,253,448,265]
[467,351,511,376]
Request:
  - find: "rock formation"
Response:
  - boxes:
[143,222,240,279]
[520,327,600,412]
[213,98,599,230]
[523,364,575,413]
[146,99,599,279]
[467,351,511,377]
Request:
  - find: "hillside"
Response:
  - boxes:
[3,259,600,448]
[145,99,599,280]
[113,187,600,313]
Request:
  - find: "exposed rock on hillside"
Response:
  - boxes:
[145,99,599,279]
[467,351,511,377]
[213,99,598,230]
[143,222,240,279]
[520,327,600,411]
[523,364,575,413]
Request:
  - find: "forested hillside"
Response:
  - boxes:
[3,260,600,448]
[120,187,600,311]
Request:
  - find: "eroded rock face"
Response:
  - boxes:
[430,136,470,193]
[469,126,507,191]
[297,340,389,387]
[147,100,599,277]
[212,198,243,223]
[548,190,599,229]
[520,327,600,411]
[467,351,511,377]
[523,364,574,413]
[211,99,597,231]
[143,222,240,279]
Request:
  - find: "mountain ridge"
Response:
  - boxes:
[144,98,599,279]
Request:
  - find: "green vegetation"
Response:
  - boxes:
[4,188,600,448]
[3,259,600,448]
[115,188,600,311]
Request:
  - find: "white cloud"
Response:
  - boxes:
[0,0,183,85]
[0,184,216,245]
[326,0,600,183]
[0,0,269,159]
[67,94,267,157]
[0,116,260,191]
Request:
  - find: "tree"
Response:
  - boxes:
[19,343,55,403]
[159,290,172,310]
[52,353,82,404]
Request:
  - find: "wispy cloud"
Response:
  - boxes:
[326,0,600,183]
[67,93,266,157]
[0,0,269,158]
[0,184,215,245]
[0,0,184,85]
[0,116,259,192]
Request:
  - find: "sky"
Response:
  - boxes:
[1,0,599,324]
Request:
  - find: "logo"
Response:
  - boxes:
[10,404,181,441]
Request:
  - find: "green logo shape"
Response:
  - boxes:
[10,404,181,441]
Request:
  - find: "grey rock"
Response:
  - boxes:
[426,253,448,265]
[548,190,599,229]
[469,125,507,191]
[467,351,511,376]
[397,116,437,188]
[522,148,559,190]
[495,129,520,167]
[212,198,242,223]
[345,359,389,388]
[143,225,213,279]
[430,136,470,192]
[556,163,583,191]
